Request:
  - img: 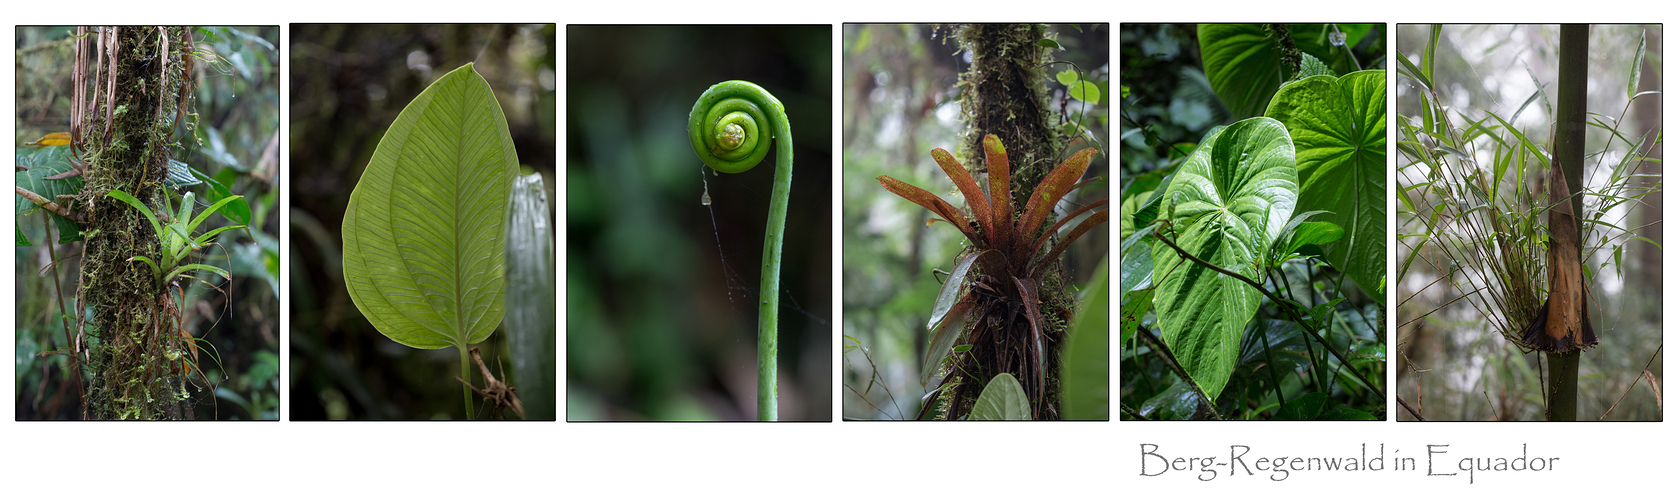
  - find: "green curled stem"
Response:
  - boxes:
[688,80,792,421]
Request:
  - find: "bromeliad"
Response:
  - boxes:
[105,189,244,289]
[877,134,1107,419]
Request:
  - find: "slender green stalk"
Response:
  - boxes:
[42,211,85,416]
[460,346,474,419]
[1545,351,1580,421]
[1545,24,1590,421]
[688,80,792,421]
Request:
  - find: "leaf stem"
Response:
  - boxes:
[461,346,474,420]
[689,81,792,421]
[41,211,85,415]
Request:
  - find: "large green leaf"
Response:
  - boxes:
[968,373,1031,420]
[506,172,556,420]
[343,63,517,350]
[14,146,85,244]
[1118,225,1154,347]
[1265,70,1387,295]
[1139,379,1202,420]
[1062,258,1109,421]
[1199,24,1287,120]
[188,163,252,227]
[1275,391,1329,420]
[1150,117,1297,401]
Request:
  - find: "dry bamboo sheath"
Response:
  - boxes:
[1519,157,1599,352]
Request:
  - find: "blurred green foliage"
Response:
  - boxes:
[566,25,832,421]
[288,24,556,420]
[841,24,1108,420]
[15,26,280,420]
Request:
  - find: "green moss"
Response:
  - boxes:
[939,24,1083,420]
[77,26,197,420]
[954,23,1063,206]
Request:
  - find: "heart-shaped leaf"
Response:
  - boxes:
[343,63,517,350]
[1150,116,1297,401]
[968,372,1031,420]
[1265,70,1387,295]
[14,146,85,244]
[1199,24,1287,120]
[1056,69,1102,104]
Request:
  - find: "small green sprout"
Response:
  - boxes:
[105,189,245,288]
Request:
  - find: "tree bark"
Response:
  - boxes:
[76,26,194,420]
[952,23,1070,419]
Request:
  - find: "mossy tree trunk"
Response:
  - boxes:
[947,23,1073,420]
[74,26,196,420]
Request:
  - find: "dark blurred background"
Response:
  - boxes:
[16,26,281,420]
[288,24,556,419]
[566,25,833,421]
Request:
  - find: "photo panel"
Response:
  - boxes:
[1120,23,1389,421]
[1394,24,1662,422]
[288,23,557,421]
[15,26,281,420]
[566,25,834,422]
[841,23,1110,421]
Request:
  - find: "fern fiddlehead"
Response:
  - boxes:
[688,80,792,421]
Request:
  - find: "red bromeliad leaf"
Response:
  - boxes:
[984,136,1014,250]
[1017,147,1098,241]
[1040,209,1109,271]
[1030,198,1109,258]
[976,247,1014,293]
[931,148,992,237]
[877,174,982,243]
[1013,275,1046,415]
[881,133,1113,419]
[1061,176,1101,197]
